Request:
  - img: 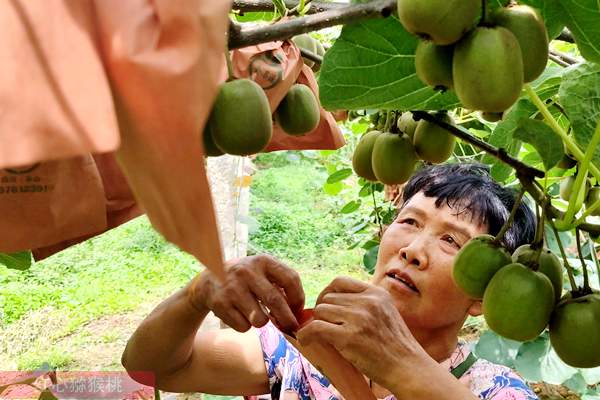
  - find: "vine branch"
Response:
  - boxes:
[300,48,323,64]
[549,49,581,65]
[411,111,544,178]
[232,0,346,14]
[228,0,396,49]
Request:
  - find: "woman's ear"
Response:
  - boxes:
[467,300,482,317]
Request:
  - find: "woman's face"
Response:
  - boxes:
[371,192,487,331]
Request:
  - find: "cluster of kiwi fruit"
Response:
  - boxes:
[352,111,456,185]
[398,0,549,122]
[453,231,600,367]
[203,72,321,157]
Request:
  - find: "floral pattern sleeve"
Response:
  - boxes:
[466,359,539,400]
[245,323,538,400]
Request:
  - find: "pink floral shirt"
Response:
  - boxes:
[245,322,538,400]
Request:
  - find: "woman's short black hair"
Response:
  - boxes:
[401,163,536,253]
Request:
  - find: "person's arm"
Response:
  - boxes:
[122,255,305,395]
[297,277,479,400]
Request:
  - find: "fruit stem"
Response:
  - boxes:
[525,84,600,183]
[575,228,591,291]
[225,46,235,81]
[573,196,600,226]
[479,0,487,26]
[372,182,383,238]
[530,203,546,270]
[562,166,589,228]
[383,111,394,133]
[587,233,600,288]
[494,188,525,245]
[550,220,579,292]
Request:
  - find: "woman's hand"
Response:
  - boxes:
[296,277,428,389]
[189,255,305,333]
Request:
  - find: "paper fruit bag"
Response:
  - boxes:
[93,0,232,280]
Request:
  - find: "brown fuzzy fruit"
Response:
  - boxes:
[415,41,454,91]
[397,0,481,45]
[413,113,456,164]
[492,5,549,83]
[371,132,418,185]
[453,27,524,112]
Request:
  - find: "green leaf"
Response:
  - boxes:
[513,119,563,170]
[559,63,600,166]
[323,181,344,196]
[483,99,537,182]
[362,239,380,250]
[474,330,521,369]
[581,366,600,385]
[327,168,353,184]
[514,334,578,384]
[340,200,361,214]
[319,17,459,111]
[519,0,566,39]
[545,223,572,254]
[358,183,373,197]
[0,251,32,271]
[558,0,600,63]
[362,245,379,274]
[234,11,275,22]
[563,372,589,393]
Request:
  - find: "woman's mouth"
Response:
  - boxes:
[386,271,420,293]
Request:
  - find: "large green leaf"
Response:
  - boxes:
[474,330,522,369]
[514,334,578,384]
[319,17,459,111]
[513,119,563,170]
[0,251,32,271]
[559,63,600,166]
[558,0,600,63]
[483,99,537,183]
[519,0,566,39]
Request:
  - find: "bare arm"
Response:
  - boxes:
[122,255,304,395]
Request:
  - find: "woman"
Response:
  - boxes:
[122,163,538,399]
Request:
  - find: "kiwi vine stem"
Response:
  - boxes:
[411,111,544,178]
[228,0,396,49]
[550,221,579,293]
[548,53,570,67]
[494,188,525,245]
[231,0,346,15]
[300,48,323,64]
[575,228,591,291]
[586,235,600,288]
[524,85,600,183]
[230,1,574,48]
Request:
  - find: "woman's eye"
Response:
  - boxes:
[400,218,417,225]
[442,235,460,248]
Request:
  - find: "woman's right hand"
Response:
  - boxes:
[188,254,305,333]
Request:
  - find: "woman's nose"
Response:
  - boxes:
[399,243,426,269]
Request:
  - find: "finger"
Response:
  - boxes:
[318,292,361,307]
[257,255,306,314]
[213,304,252,332]
[249,275,299,333]
[296,319,345,347]
[233,286,270,328]
[313,303,347,325]
[316,276,369,305]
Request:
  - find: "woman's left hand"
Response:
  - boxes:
[296,277,429,389]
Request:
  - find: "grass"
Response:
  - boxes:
[249,152,368,306]
[0,150,367,399]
